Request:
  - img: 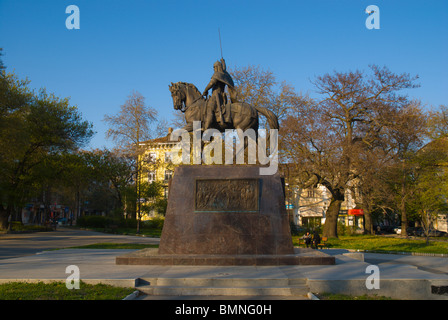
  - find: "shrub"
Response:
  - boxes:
[290,222,301,236]
[143,217,164,229]
[76,215,112,228]
[337,221,347,236]
[10,221,24,230]
[116,218,138,228]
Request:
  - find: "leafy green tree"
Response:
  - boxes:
[0,69,94,229]
[0,48,5,70]
[407,135,448,242]
[139,181,164,217]
[83,148,134,216]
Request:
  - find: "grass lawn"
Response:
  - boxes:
[316,292,393,300]
[90,227,162,238]
[66,243,158,250]
[292,234,448,255]
[73,235,448,254]
[0,281,135,300]
[71,235,448,254]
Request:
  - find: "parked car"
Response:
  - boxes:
[374,225,396,235]
[427,230,448,237]
[408,227,424,237]
[382,226,397,234]
[408,228,448,237]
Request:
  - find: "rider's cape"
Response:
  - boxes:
[212,70,235,88]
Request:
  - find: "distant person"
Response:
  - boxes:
[312,231,321,249]
[302,232,312,248]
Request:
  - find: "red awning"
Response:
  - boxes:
[348,209,364,216]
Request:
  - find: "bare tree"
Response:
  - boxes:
[229,65,296,127]
[380,102,428,236]
[170,109,186,130]
[282,65,420,238]
[103,91,159,233]
[427,105,448,139]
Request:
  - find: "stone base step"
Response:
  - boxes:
[115,248,336,266]
[136,284,309,296]
[135,277,309,297]
[139,277,307,287]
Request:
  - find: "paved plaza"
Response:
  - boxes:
[1,228,447,300]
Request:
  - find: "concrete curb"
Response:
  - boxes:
[350,249,448,258]
[122,290,141,300]
[307,278,448,300]
[307,292,319,300]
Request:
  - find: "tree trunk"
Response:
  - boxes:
[0,201,15,231]
[363,207,374,235]
[0,208,8,230]
[400,161,408,237]
[323,199,343,238]
[400,201,408,237]
[364,213,373,235]
[136,163,141,234]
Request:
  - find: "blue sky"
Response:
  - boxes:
[1,0,447,150]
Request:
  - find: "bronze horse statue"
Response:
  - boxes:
[168,82,279,135]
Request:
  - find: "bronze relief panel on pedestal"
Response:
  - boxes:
[194,178,259,212]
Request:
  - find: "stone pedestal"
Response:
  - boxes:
[159,165,293,256]
[116,165,335,266]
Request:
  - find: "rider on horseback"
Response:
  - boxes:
[202,58,238,129]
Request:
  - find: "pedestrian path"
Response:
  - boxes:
[0,248,447,300]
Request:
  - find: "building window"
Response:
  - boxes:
[307,188,315,198]
[145,152,157,163]
[165,152,172,163]
[148,171,156,183]
[164,170,173,181]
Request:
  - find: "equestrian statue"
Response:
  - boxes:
[168,58,279,135]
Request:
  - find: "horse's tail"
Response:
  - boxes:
[254,106,279,131]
